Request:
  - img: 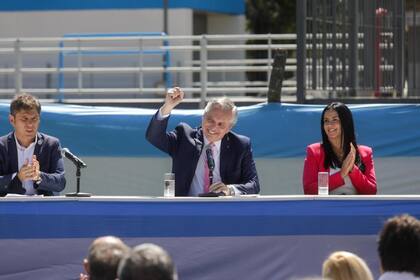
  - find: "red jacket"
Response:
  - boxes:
[302,143,377,194]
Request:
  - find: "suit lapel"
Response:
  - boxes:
[7,133,18,172]
[194,128,204,157]
[220,133,231,181]
[34,132,43,159]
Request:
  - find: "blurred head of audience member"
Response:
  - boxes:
[118,243,177,280]
[322,251,373,280]
[378,214,420,279]
[81,236,129,280]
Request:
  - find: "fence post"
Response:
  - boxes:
[14,39,22,94]
[267,49,286,103]
[349,0,359,96]
[138,38,144,93]
[77,39,83,94]
[200,34,208,109]
[58,40,64,103]
[296,0,306,103]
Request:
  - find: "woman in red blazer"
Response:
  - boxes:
[303,102,377,195]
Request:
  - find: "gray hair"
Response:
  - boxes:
[118,243,177,280]
[203,97,238,127]
[87,236,130,280]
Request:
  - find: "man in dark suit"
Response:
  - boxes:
[146,87,260,196]
[0,93,66,196]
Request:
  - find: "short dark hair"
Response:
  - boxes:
[118,243,177,280]
[87,236,130,280]
[10,93,41,116]
[378,214,420,276]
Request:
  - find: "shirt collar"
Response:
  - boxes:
[203,136,221,153]
[14,133,37,151]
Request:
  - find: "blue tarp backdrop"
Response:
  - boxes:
[1,102,419,157]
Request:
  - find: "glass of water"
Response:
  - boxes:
[164,173,175,197]
[318,171,329,195]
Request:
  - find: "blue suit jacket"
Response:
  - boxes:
[0,132,66,196]
[146,112,260,196]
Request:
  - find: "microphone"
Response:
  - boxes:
[206,147,215,172]
[205,146,215,186]
[61,148,87,168]
[62,147,91,197]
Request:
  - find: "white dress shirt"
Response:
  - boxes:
[14,134,37,195]
[189,138,222,196]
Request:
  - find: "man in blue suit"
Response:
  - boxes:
[146,87,260,196]
[0,93,66,196]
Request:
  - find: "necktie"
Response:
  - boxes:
[203,143,215,193]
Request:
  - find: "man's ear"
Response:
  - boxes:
[83,258,90,274]
[9,114,14,127]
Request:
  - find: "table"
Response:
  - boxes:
[1,195,419,280]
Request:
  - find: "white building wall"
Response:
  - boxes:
[207,14,247,88]
[0,9,193,37]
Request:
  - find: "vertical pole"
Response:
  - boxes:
[14,39,22,94]
[200,34,208,109]
[349,0,359,96]
[138,38,144,93]
[163,0,169,91]
[296,0,307,103]
[163,0,168,35]
[394,0,404,96]
[322,0,327,90]
[413,0,417,93]
[332,0,337,92]
[312,0,318,91]
[58,40,64,102]
[77,39,83,94]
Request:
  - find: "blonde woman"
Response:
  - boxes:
[322,251,373,280]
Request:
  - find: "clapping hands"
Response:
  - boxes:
[17,155,41,182]
[340,143,356,178]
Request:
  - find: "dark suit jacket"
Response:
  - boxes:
[146,111,260,196]
[0,132,66,196]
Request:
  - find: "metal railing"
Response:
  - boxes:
[296,0,418,103]
[2,28,415,106]
[0,33,298,107]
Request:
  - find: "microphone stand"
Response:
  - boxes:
[65,163,91,197]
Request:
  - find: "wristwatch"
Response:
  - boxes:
[35,176,42,185]
[228,185,236,196]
